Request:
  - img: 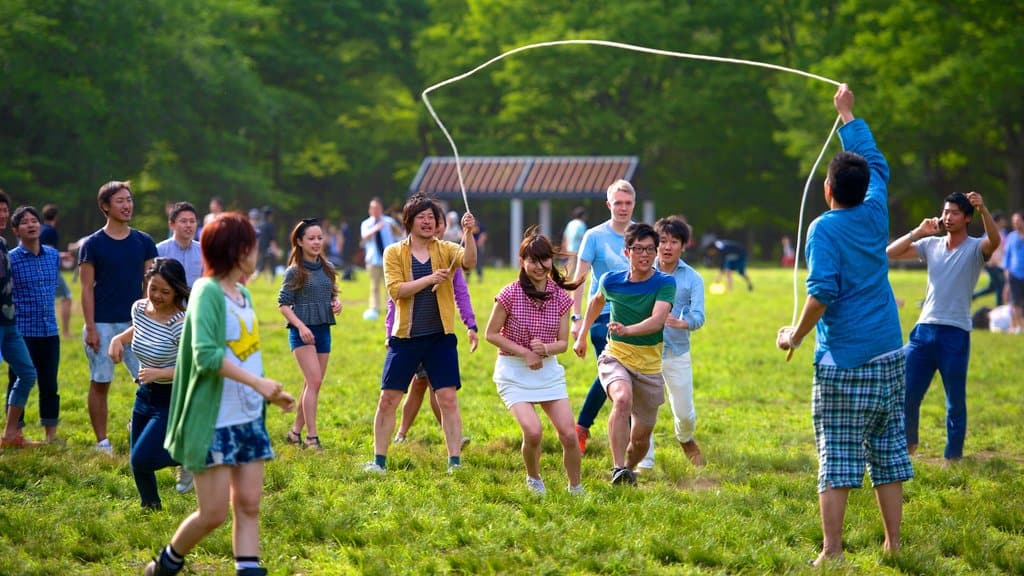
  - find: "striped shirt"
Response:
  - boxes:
[9,244,60,337]
[410,255,443,337]
[131,299,185,384]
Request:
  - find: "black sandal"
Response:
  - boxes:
[286,429,302,445]
[304,436,323,451]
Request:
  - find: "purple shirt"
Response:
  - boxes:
[385,267,476,336]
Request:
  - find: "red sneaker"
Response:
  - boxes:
[575,424,589,454]
[1,436,42,449]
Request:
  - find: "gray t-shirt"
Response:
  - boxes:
[913,235,985,332]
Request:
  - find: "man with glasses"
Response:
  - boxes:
[569,179,636,454]
[573,223,674,486]
[79,181,157,453]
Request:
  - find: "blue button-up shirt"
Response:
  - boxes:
[10,244,60,337]
[657,258,706,356]
[157,237,204,287]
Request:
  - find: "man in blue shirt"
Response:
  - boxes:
[360,197,402,321]
[1004,211,1024,333]
[776,85,911,566]
[79,181,157,453]
[637,216,705,471]
[8,206,61,443]
[40,204,72,339]
[569,180,635,454]
[157,202,204,287]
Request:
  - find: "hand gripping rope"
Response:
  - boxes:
[421,39,843,332]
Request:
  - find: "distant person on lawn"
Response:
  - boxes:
[79,180,158,453]
[360,197,402,321]
[485,227,583,495]
[776,84,912,566]
[886,191,999,464]
[147,213,295,576]
[40,203,73,338]
[157,202,204,287]
[365,194,476,474]
[573,222,675,486]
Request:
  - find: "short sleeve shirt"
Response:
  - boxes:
[494,280,573,355]
[9,244,60,336]
[600,269,676,373]
[914,235,985,332]
[79,229,158,323]
[578,221,630,315]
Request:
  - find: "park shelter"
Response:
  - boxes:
[408,156,651,265]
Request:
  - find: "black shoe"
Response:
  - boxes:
[143,559,181,576]
[237,568,268,576]
[610,467,637,486]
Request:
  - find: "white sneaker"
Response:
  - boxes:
[94,439,113,454]
[568,484,585,495]
[363,461,386,474]
[393,433,407,444]
[526,476,546,495]
[637,455,655,471]
[175,467,194,494]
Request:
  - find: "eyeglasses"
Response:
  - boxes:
[628,245,657,255]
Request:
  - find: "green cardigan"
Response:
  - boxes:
[165,278,254,471]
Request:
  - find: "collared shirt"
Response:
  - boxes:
[494,279,573,355]
[157,237,204,287]
[384,236,464,338]
[657,259,706,357]
[9,244,60,337]
[361,215,401,267]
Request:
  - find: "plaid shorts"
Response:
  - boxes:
[813,351,914,493]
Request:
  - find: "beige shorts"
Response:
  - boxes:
[597,353,664,427]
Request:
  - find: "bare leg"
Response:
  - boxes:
[60,299,72,339]
[372,390,403,456]
[230,461,265,557]
[874,481,903,555]
[397,376,429,437]
[509,403,543,479]
[291,346,325,440]
[3,405,25,440]
[428,387,442,425]
[434,387,462,458]
[816,486,850,565]
[88,381,110,443]
[169,466,232,555]
[605,380,633,468]
[626,422,655,470]
[540,399,582,487]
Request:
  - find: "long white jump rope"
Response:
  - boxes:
[422,39,843,356]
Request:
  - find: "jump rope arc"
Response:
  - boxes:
[420,39,843,324]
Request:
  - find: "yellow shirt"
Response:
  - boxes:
[384,236,465,338]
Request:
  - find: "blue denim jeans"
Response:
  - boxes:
[1,323,38,409]
[7,335,59,427]
[904,323,970,459]
[130,384,178,508]
[576,314,610,429]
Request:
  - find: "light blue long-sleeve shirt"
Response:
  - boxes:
[658,258,705,356]
[804,119,903,368]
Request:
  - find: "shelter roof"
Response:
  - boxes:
[409,156,639,199]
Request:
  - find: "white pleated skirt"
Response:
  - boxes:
[493,354,568,408]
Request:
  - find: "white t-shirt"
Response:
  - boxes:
[914,235,985,332]
[216,295,265,427]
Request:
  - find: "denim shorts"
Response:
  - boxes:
[55,273,72,300]
[84,322,139,383]
[205,417,274,468]
[288,323,332,353]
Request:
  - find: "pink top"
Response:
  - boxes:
[494,279,573,356]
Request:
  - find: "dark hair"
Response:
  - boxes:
[571,206,587,220]
[285,218,338,298]
[944,192,974,218]
[0,189,9,208]
[654,216,690,246]
[11,206,41,228]
[624,222,659,249]
[97,180,131,214]
[146,258,190,310]
[169,201,198,222]
[41,204,58,221]
[401,193,442,233]
[826,152,870,207]
[518,226,582,301]
[201,212,257,277]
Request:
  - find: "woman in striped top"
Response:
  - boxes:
[278,218,342,451]
[109,258,189,509]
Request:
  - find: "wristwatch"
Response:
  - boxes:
[571,314,582,322]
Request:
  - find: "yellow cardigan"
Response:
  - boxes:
[384,236,464,338]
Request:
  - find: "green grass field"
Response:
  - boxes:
[0,267,1021,575]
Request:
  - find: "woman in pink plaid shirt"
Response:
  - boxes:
[485,227,584,495]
